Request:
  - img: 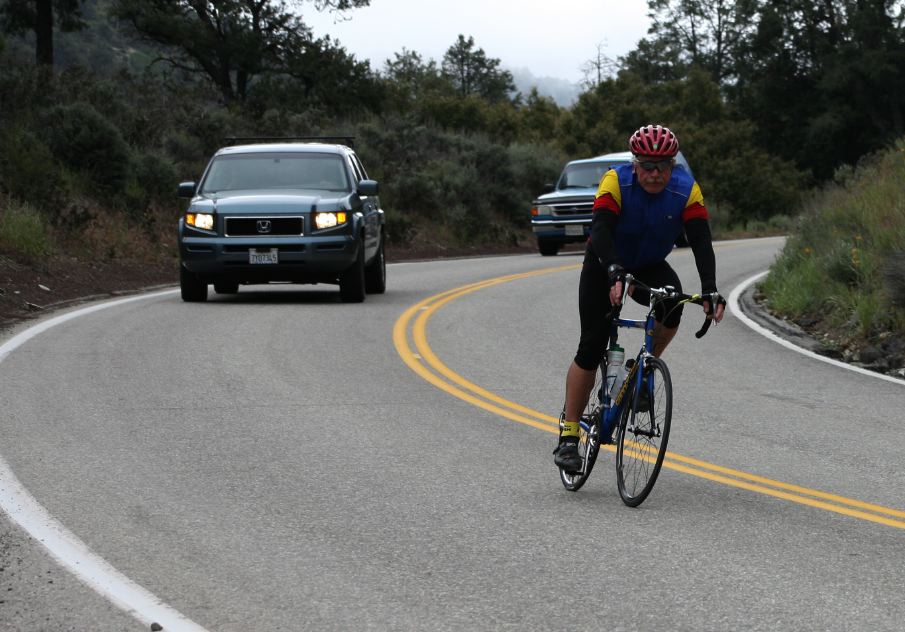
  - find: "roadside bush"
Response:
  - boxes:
[42,102,132,193]
[682,119,808,226]
[184,108,247,159]
[384,210,417,246]
[882,252,905,309]
[507,142,567,199]
[0,201,55,260]
[163,130,209,180]
[762,136,905,343]
[0,127,68,212]
[472,142,518,221]
[132,150,177,202]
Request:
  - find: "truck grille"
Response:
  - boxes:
[225,216,304,236]
[551,202,594,216]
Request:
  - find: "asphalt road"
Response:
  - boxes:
[2,236,904,631]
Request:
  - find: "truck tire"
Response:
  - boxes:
[339,242,366,303]
[180,266,208,302]
[364,238,386,294]
[538,239,560,256]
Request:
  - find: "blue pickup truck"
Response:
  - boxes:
[529,151,692,256]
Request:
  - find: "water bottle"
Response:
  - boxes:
[605,344,625,399]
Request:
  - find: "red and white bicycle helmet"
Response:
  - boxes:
[629,125,679,157]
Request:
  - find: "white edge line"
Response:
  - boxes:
[0,288,211,631]
[729,272,905,387]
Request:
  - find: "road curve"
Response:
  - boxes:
[3,237,905,631]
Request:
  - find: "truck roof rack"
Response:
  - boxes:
[223,136,355,148]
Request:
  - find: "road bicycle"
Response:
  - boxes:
[558,274,723,506]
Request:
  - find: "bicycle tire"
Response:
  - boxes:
[559,367,604,491]
[615,357,672,506]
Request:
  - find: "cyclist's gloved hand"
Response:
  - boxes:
[703,290,726,323]
[607,264,625,307]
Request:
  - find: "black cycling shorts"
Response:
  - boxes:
[574,248,684,371]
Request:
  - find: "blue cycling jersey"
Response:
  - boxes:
[612,163,694,269]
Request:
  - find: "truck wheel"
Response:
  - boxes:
[180,266,208,302]
[339,242,366,303]
[538,239,560,256]
[364,238,386,294]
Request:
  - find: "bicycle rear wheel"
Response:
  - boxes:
[559,367,604,491]
[616,357,672,507]
[559,412,601,491]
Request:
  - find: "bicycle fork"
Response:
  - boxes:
[621,361,661,439]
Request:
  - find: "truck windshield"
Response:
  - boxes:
[200,152,351,193]
[557,161,624,189]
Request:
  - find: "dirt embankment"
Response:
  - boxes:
[0,242,543,332]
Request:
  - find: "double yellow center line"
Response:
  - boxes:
[393,265,905,530]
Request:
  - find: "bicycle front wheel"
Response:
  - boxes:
[616,357,672,507]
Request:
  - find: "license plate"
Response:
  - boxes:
[249,248,278,264]
[565,225,584,236]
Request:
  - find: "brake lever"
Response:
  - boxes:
[694,292,725,339]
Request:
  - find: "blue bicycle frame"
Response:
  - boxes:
[578,279,665,444]
[591,310,654,443]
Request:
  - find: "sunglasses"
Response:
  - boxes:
[635,159,674,173]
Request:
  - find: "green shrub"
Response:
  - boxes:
[763,243,834,318]
[0,202,55,260]
[507,142,567,198]
[881,252,905,309]
[0,127,68,212]
[42,102,132,192]
[762,136,905,343]
[132,151,177,201]
[163,131,209,180]
[185,108,246,158]
[384,210,417,246]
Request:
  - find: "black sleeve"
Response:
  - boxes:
[589,209,620,268]
[685,217,717,293]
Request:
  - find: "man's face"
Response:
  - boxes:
[633,156,674,194]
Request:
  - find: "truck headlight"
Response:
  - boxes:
[314,211,348,230]
[532,205,554,217]
[186,213,214,231]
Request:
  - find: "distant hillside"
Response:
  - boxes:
[507,66,580,106]
[4,0,170,73]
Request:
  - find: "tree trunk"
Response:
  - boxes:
[35,0,53,66]
[237,69,248,102]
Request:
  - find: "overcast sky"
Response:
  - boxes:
[302,0,652,85]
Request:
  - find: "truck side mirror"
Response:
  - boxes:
[357,180,379,196]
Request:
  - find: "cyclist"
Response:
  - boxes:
[554,124,725,472]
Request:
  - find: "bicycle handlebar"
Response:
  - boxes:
[613,274,726,339]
